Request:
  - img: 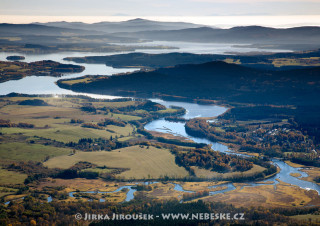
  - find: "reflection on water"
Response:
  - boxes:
[0,51,131,64]
[108,41,292,54]
[0,52,139,97]
[0,75,121,99]
[149,99,227,119]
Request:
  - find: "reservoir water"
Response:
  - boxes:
[0,51,139,98]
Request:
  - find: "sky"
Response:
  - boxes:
[0,0,320,26]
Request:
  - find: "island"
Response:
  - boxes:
[6,55,25,61]
[0,60,85,83]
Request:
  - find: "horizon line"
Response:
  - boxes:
[1,15,320,28]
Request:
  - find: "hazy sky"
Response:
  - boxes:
[1,0,319,17]
[1,0,320,27]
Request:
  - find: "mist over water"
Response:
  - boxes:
[116,41,292,54]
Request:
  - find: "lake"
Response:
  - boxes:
[109,41,292,54]
[0,42,291,96]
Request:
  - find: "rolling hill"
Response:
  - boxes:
[34,18,204,33]
[57,61,320,106]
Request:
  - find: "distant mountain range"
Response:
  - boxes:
[0,23,140,46]
[1,19,319,49]
[113,25,320,44]
[0,23,104,36]
[34,18,204,33]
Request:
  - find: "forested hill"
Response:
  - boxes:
[63,50,320,70]
[57,61,320,106]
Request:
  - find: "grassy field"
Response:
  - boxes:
[193,164,265,179]
[157,109,179,114]
[105,112,141,121]
[117,136,136,142]
[35,178,123,192]
[81,167,113,174]
[71,190,127,203]
[285,160,305,168]
[144,182,183,200]
[0,97,137,143]
[203,181,320,208]
[141,181,226,202]
[0,168,27,185]
[0,63,22,72]
[44,145,189,179]
[1,120,134,145]
[61,77,92,85]
[34,179,129,202]
[290,173,302,178]
[272,57,320,67]
[0,104,102,126]
[0,142,72,162]
[92,101,137,109]
[2,124,133,143]
[290,214,320,222]
[0,99,141,124]
[224,58,241,64]
[0,187,18,198]
[180,181,228,192]
[301,167,320,185]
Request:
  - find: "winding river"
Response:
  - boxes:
[1,50,319,203]
[144,100,320,200]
